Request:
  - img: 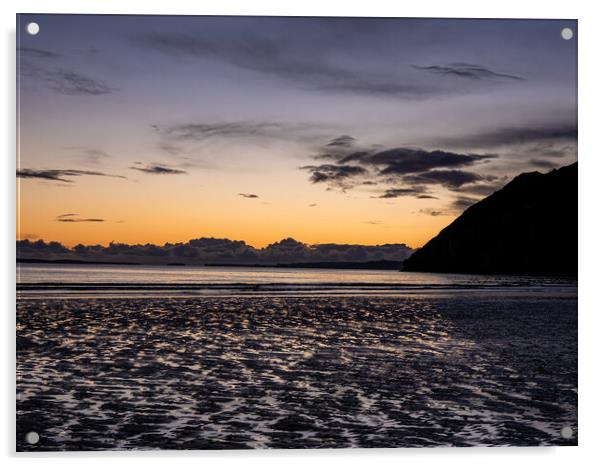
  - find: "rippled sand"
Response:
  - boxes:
[16,294,577,450]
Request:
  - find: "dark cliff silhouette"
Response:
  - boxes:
[403,162,577,276]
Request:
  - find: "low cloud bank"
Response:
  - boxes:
[17,237,414,266]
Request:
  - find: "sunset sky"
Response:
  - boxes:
[17,15,577,249]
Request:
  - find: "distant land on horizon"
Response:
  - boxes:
[403,162,577,276]
[16,257,405,271]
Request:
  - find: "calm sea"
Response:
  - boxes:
[17,263,577,297]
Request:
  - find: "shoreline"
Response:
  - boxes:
[17,258,406,271]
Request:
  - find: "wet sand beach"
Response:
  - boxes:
[16,292,577,450]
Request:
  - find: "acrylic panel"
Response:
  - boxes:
[16,14,578,451]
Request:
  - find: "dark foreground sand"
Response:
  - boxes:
[16,293,577,450]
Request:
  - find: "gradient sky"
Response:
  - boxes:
[16,15,577,249]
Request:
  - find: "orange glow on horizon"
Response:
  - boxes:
[16,174,455,250]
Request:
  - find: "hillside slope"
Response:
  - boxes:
[403,162,577,276]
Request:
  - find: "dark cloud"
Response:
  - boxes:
[133,32,439,98]
[261,238,414,264]
[326,135,356,147]
[17,169,126,183]
[450,196,479,211]
[238,193,259,199]
[413,63,524,81]
[437,125,577,150]
[308,203,318,207]
[57,218,105,223]
[301,164,368,188]
[56,213,105,223]
[377,187,428,199]
[301,138,497,196]
[17,239,69,255]
[403,169,492,188]
[17,236,414,266]
[17,169,74,183]
[346,148,495,176]
[454,182,503,197]
[129,164,188,175]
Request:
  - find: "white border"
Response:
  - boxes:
[3,1,601,464]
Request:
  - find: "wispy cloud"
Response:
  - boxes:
[57,217,105,223]
[129,164,187,175]
[46,69,113,96]
[152,121,326,146]
[17,169,126,183]
[529,158,558,170]
[133,32,440,98]
[413,63,524,81]
[326,135,356,148]
[62,146,112,166]
[418,209,447,217]
[450,196,480,211]
[156,121,285,141]
[238,193,259,199]
[403,169,495,188]
[81,148,110,165]
[377,187,429,199]
[418,196,479,216]
[436,125,577,150]
[21,61,113,96]
[56,213,105,223]
[18,46,62,59]
[18,46,114,96]
[158,142,185,156]
[313,81,434,98]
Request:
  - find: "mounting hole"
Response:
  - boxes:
[26,22,40,36]
[25,431,40,445]
[561,27,573,40]
[560,426,573,439]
